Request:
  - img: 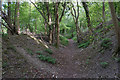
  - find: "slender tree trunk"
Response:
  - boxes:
[46,2,53,44]
[75,21,80,43]
[44,22,47,35]
[28,3,31,33]
[17,2,20,34]
[109,2,120,54]
[35,18,37,33]
[7,1,12,35]
[102,2,105,23]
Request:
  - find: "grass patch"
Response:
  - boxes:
[37,54,56,64]
[100,62,109,68]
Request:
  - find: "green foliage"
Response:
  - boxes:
[100,62,109,68]
[98,49,105,54]
[2,62,8,68]
[59,35,69,46]
[101,38,112,49]
[45,48,53,54]
[105,24,114,29]
[2,33,8,38]
[86,59,90,64]
[37,54,56,64]
[26,48,34,55]
[65,34,73,39]
[78,41,90,48]
[35,51,43,54]
[72,36,77,42]
[113,57,120,63]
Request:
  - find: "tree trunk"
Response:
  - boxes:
[55,2,60,48]
[109,2,120,54]
[82,2,92,33]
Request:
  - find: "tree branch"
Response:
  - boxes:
[30,0,48,24]
[59,2,66,22]
[1,22,13,32]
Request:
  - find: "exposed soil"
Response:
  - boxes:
[2,30,120,78]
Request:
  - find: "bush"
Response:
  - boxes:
[60,35,69,46]
[45,48,53,54]
[72,36,77,42]
[37,54,56,64]
[78,41,90,48]
[101,38,112,49]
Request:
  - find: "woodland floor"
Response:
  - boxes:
[2,29,120,78]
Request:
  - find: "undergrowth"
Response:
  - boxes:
[78,41,90,48]
[37,54,56,64]
[60,35,68,46]
[101,38,112,49]
[45,48,53,54]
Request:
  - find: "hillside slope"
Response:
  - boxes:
[2,29,120,78]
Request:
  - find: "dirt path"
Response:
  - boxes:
[8,35,118,78]
[52,39,118,78]
[52,39,86,78]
